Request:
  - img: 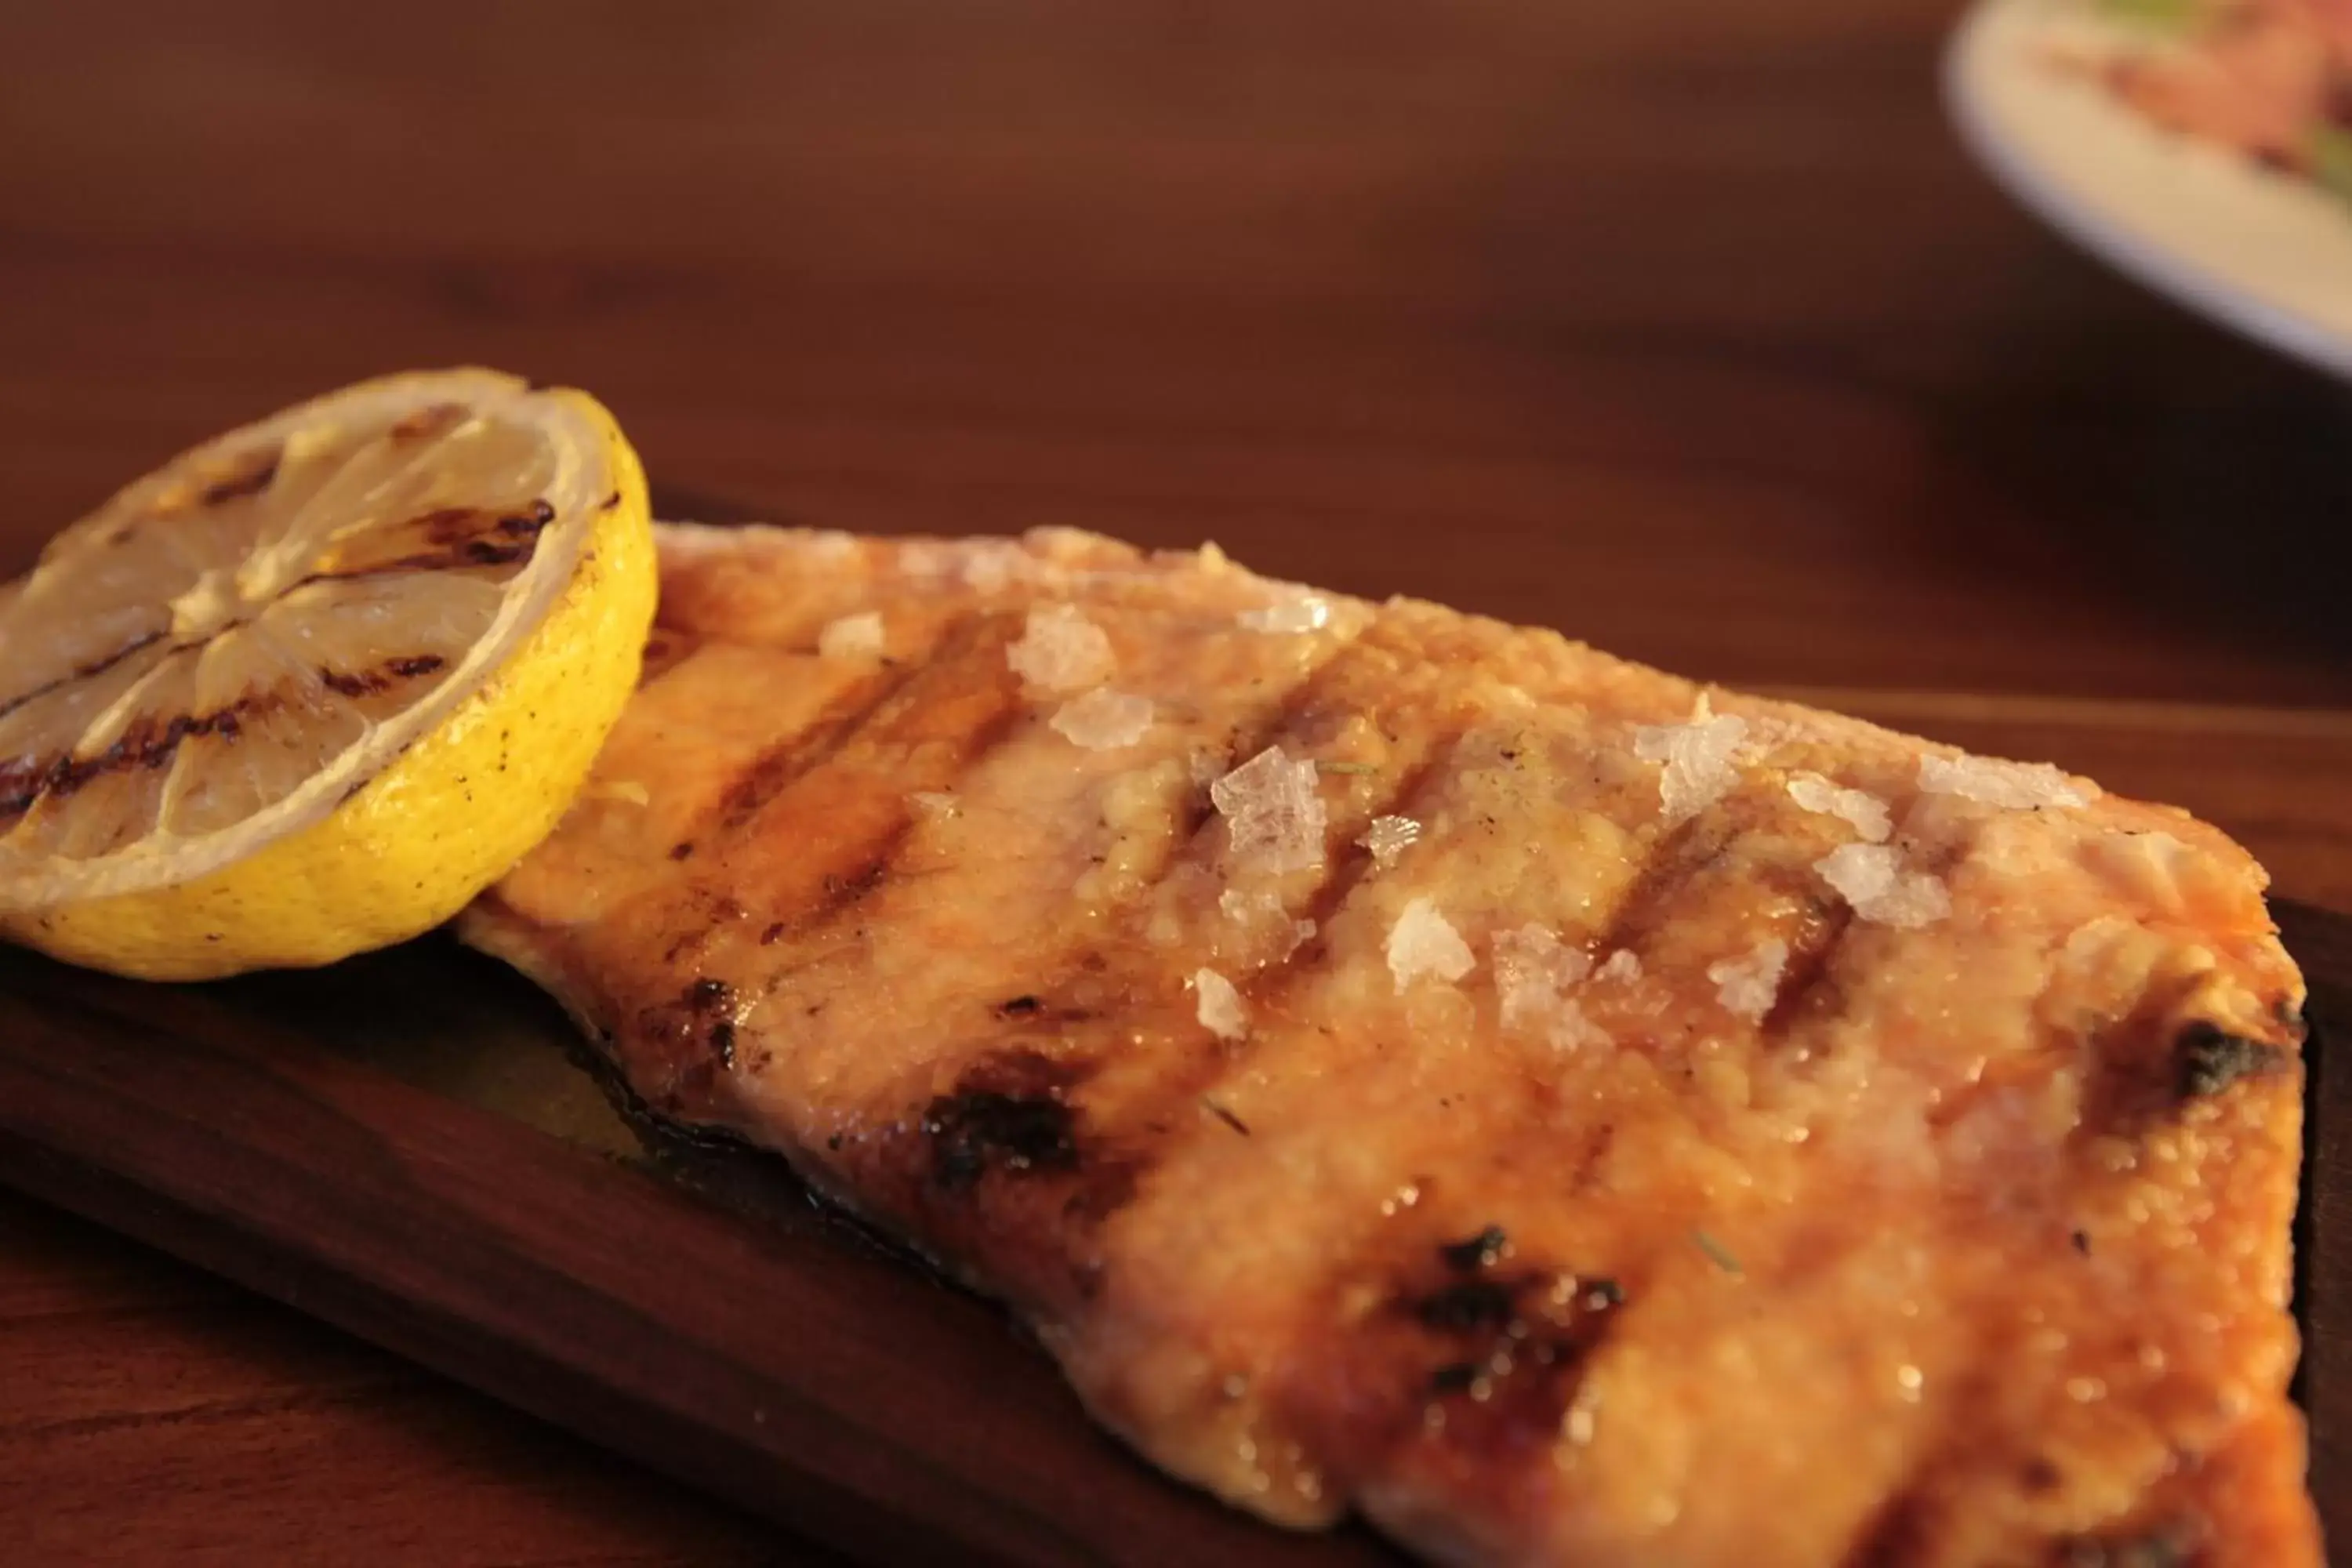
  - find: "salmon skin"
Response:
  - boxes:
[462,522,2318,1567]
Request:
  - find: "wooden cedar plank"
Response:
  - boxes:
[0,945,1400,1568]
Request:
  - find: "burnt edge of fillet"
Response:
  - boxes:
[1403,1261,1626,1439]
[1439,1224,1508,1272]
[540,1023,942,1276]
[922,1051,1090,1193]
[2176,1021,2286,1101]
[992,991,1094,1025]
[1417,1280,1518,1334]
[676,978,739,1069]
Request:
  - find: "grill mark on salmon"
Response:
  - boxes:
[1301,1232,1631,1508]
[1843,1486,1933,1568]
[918,626,1442,1178]
[729,652,1029,971]
[923,1049,1090,1192]
[1407,1267,1621,1468]
[847,608,1380,1025]
[804,620,1389,1262]
[597,619,1045,1073]
[637,630,696,684]
[662,601,1402,1310]
[709,638,953,834]
[1062,724,1475,1213]
[1585,810,1733,960]
[911,1050,1150,1302]
[459,524,2319,1567]
[1759,895,1855,1041]
[1766,831,1977,1060]
[1280,734,1468,971]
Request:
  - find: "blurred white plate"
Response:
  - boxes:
[1947,0,2352,379]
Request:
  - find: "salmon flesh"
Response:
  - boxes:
[461,523,2316,1566]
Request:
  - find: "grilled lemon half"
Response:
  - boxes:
[0,368,656,980]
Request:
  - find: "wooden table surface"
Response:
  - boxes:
[4,2,2350,1562]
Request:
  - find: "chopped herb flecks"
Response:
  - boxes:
[1693,1229,1742,1276]
[1203,1098,1250,1136]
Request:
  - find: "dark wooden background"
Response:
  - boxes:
[3,2,2350,1562]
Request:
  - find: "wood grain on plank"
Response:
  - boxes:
[0,946,1405,1568]
[0,1193,795,1568]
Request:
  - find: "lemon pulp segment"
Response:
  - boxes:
[0,369,656,979]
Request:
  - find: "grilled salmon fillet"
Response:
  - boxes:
[461,522,2317,1567]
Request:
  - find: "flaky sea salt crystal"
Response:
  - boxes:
[1388,897,1475,993]
[1048,688,1154,750]
[909,790,959,817]
[1217,887,1309,955]
[1817,843,1951,929]
[1594,949,1642,984]
[1493,924,1595,1039]
[1735,714,1812,762]
[1788,772,1892,843]
[1633,695,1750,824]
[1359,814,1421,869]
[1708,938,1790,1022]
[1550,998,1610,1050]
[816,611,885,659]
[1211,746,1327,874]
[1918,753,2092,811]
[1239,593,1331,633]
[1192,967,1248,1041]
[1007,604,1114,693]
